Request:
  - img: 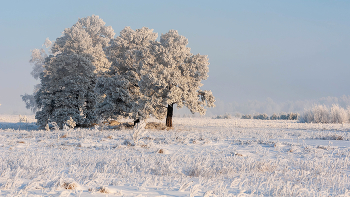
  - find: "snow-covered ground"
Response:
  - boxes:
[1,115,350,196]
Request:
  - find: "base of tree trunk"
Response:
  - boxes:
[166,116,172,127]
[166,104,173,127]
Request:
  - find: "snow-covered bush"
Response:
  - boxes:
[287,112,299,120]
[301,105,329,123]
[253,113,269,120]
[214,113,232,119]
[51,122,60,131]
[330,104,348,123]
[270,113,279,120]
[66,117,77,129]
[279,114,288,120]
[19,115,28,123]
[300,105,348,124]
[241,114,252,119]
[314,105,330,123]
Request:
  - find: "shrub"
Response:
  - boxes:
[253,114,269,120]
[234,113,242,118]
[313,105,330,123]
[300,105,348,124]
[270,113,279,120]
[279,114,288,120]
[214,113,232,119]
[241,114,252,119]
[287,113,298,120]
[330,104,348,123]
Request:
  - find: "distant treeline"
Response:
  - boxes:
[241,113,298,120]
[213,113,298,120]
[214,104,350,124]
[300,104,350,124]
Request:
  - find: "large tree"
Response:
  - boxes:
[96,28,215,127]
[26,15,115,128]
[95,27,158,123]
[138,30,215,127]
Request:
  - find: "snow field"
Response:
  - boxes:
[1,116,350,196]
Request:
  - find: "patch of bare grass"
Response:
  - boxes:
[109,120,120,126]
[60,134,68,138]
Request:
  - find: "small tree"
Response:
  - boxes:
[139,30,215,127]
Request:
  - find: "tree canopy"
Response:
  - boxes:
[23,15,215,129]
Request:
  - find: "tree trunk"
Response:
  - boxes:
[166,104,173,127]
[134,118,140,125]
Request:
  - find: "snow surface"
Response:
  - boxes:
[1,115,350,196]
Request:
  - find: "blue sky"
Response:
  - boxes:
[0,0,349,114]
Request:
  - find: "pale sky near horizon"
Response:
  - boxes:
[0,0,349,115]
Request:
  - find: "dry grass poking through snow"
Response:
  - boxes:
[98,186,110,193]
[102,119,167,130]
[1,117,350,196]
[145,122,166,130]
[61,182,78,190]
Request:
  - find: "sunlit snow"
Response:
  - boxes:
[1,115,350,196]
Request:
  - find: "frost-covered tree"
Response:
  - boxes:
[23,15,115,128]
[51,15,115,74]
[35,53,97,128]
[96,28,215,127]
[139,30,215,127]
[95,27,158,122]
[330,104,348,123]
[301,105,330,123]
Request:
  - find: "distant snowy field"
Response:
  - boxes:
[1,115,350,196]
